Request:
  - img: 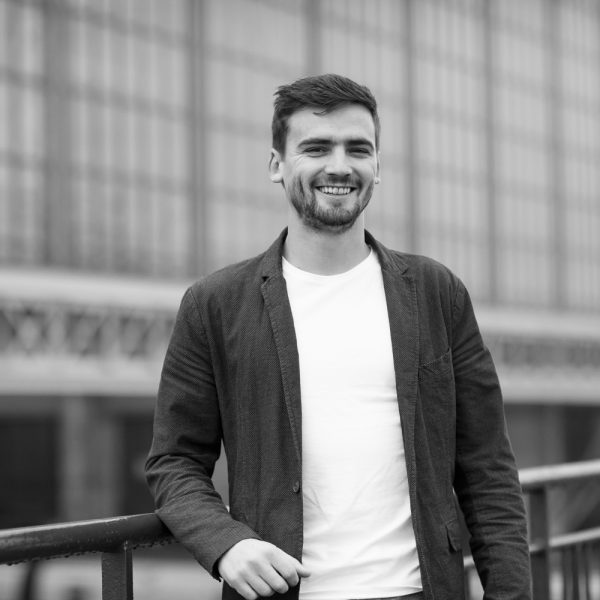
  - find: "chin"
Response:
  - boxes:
[304,211,361,234]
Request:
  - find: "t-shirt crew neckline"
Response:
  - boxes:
[282,246,375,281]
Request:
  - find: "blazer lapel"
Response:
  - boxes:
[257,229,420,471]
[260,230,302,464]
[368,233,420,473]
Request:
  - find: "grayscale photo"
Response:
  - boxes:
[1,2,599,600]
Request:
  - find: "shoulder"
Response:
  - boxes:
[183,249,271,320]
[369,236,468,321]
[401,252,464,307]
[194,253,266,293]
[188,253,265,308]
[187,231,286,304]
[372,236,463,291]
[401,251,459,283]
[375,244,478,341]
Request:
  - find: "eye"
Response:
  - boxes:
[349,146,372,156]
[304,146,327,155]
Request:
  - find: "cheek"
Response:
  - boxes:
[362,165,379,181]
[291,171,314,189]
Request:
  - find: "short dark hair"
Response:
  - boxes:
[272,74,380,154]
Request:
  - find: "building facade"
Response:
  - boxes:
[1,0,600,529]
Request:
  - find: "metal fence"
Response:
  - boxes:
[2,459,600,600]
[465,459,600,599]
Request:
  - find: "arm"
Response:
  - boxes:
[145,288,261,576]
[451,282,532,599]
[145,288,310,597]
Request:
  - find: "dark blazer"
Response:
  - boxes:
[146,229,531,600]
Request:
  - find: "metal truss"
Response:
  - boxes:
[477,307,600,404]
[0,301,174,360]
[0,270,181,395]
[0,269,599,400]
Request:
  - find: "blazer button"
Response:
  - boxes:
[292,481,301,493]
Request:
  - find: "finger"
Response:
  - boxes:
[235,582,258,600]
[269,551,298,586]
[247,572,280,598]
[292,557,311,578]
[270,552,308,586]
[258,567,290,594]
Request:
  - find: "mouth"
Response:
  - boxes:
[315,185,355,196]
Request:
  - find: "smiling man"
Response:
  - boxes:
[146,74,532,600]
[271,102,378,237]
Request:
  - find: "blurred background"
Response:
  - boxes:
[1,0,600,598]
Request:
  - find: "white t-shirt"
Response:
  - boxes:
[283,249,422,600]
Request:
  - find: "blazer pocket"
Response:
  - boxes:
[445,517,462,552]
[418,347,452,379]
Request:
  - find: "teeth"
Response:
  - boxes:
[318,186,352,195]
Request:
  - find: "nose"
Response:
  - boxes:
[324,147,352,177]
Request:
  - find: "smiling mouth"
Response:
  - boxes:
[316,185,355,195]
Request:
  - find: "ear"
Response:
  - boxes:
[269,149,283,183]
[375,151,381,184]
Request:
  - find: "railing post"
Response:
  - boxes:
[101,543,133,600]
[529,486,551,599]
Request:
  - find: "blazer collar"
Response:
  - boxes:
[259,227,419,473]
[260,227,411,278]
[365,230,410,276]
[260,229,288,279]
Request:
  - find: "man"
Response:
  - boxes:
[146,74,531,600]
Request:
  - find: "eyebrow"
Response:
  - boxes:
[298,137,375,150]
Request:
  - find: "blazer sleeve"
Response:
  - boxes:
[145,287,261,578]
[451,281,532,599]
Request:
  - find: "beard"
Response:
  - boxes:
[287,177,374,233]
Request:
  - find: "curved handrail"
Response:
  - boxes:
[519,458,600,490]
[0,513,173,565]
[2,459,600,567]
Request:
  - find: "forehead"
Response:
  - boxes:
[285,104,376,148]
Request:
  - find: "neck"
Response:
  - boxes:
[283,214,370,275]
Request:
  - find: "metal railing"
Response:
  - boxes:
[0,513,174,600]
[521,460,600,600]
[2,460,600,600]
[465,459,600,599]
